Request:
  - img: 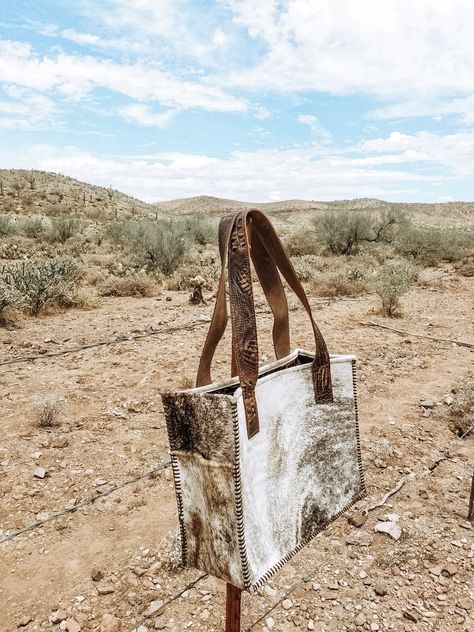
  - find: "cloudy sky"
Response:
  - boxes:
[1,1,473,202]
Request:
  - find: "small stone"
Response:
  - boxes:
[403,611,418,623]
[35,512,50,522]
[354,613,366,626]
[443,395,454,405]
[65,499,76,510]
[145,600,164,617]
[282,599,293,610]
[348,513,367,528]
[451,540,463,548]
[136,626,148,632]
[374,582,388,596]
[165,296,172,302]
[97,583,115,595]
[66,619,81,632]
[374,521,402,541]
[91,568,104,582]
[437,594,447,601]
[384,513,400,523]
[346,529,373,546]
[200,609,210,620]
[328,581,339,591]
[359,570,368,579]
[442,563,458,577]
[52,437,69,448]
[100,614,122,632]
[17,616,33,627]
[420,399,435,409]
[33,467,47,479]
[307,620,315,630]
[429,566,442,576]
[370,624,380,631]
[457,598,472,611]
[50,610,67,624]
[265,617,275,629]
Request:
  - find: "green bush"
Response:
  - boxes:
[19,217,45,239]
[312,207,410,255]
[396,225,472,264]
[181,217,216,245]
[0,215,14,237]
[107,219,187,275]
[50,215,82,243]
[0,259,84,317]
[371,261,418,317]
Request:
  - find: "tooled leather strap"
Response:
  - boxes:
[229,210,333,437]
[197,209,333,438]
[196,212,290,387]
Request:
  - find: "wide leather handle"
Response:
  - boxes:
[196,211,290,387]
[197,209,333,438]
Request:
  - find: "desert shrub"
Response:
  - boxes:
[310,270,367,297]
[1,259,84,316]
[33,397,62,428]
[44,202,67,217]
[108,219,187,275]
[396,225,472,264]
[371,261,418,317]
[19,217,45,239]
[181,217,216,245]
[313,208,410,255]
[49,215,82,243]
[0,215,14,236]
[0,278,26,325]
[291,255,327,281]
[1,198,16,213]
[285,229,320,256]
[99,274,156,297]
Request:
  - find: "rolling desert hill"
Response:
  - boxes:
[1,169,473,228]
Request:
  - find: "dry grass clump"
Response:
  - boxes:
[454,255,474,277]
[99,274,157,297]
[33,397,63,428]
[284,229,320,256]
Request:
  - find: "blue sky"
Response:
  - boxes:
[0,0,473,202]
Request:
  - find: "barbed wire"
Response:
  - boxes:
[0,321,209,367]
[0,460,170,545]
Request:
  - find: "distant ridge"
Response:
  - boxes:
[0,169,473,227]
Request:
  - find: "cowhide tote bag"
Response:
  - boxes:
[162,209,365,591]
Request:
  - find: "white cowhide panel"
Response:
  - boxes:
[235,356,362,588]
[163,351,364,591]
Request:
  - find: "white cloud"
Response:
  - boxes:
[297,114,331,138]
[369,96,474,125]
[0,38,247,113]
[1,139,447,203]
[118,104,175,128]
[222,0,474,98]
[359,130,474,178]
[0,85,57,130]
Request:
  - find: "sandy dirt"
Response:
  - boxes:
[0,268,473,631]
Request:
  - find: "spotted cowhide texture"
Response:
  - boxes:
[162,350,365,591]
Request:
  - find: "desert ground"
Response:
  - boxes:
[0,170,473,631]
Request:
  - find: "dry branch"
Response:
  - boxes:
[361,321,474,349]
[362,472,416,516]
